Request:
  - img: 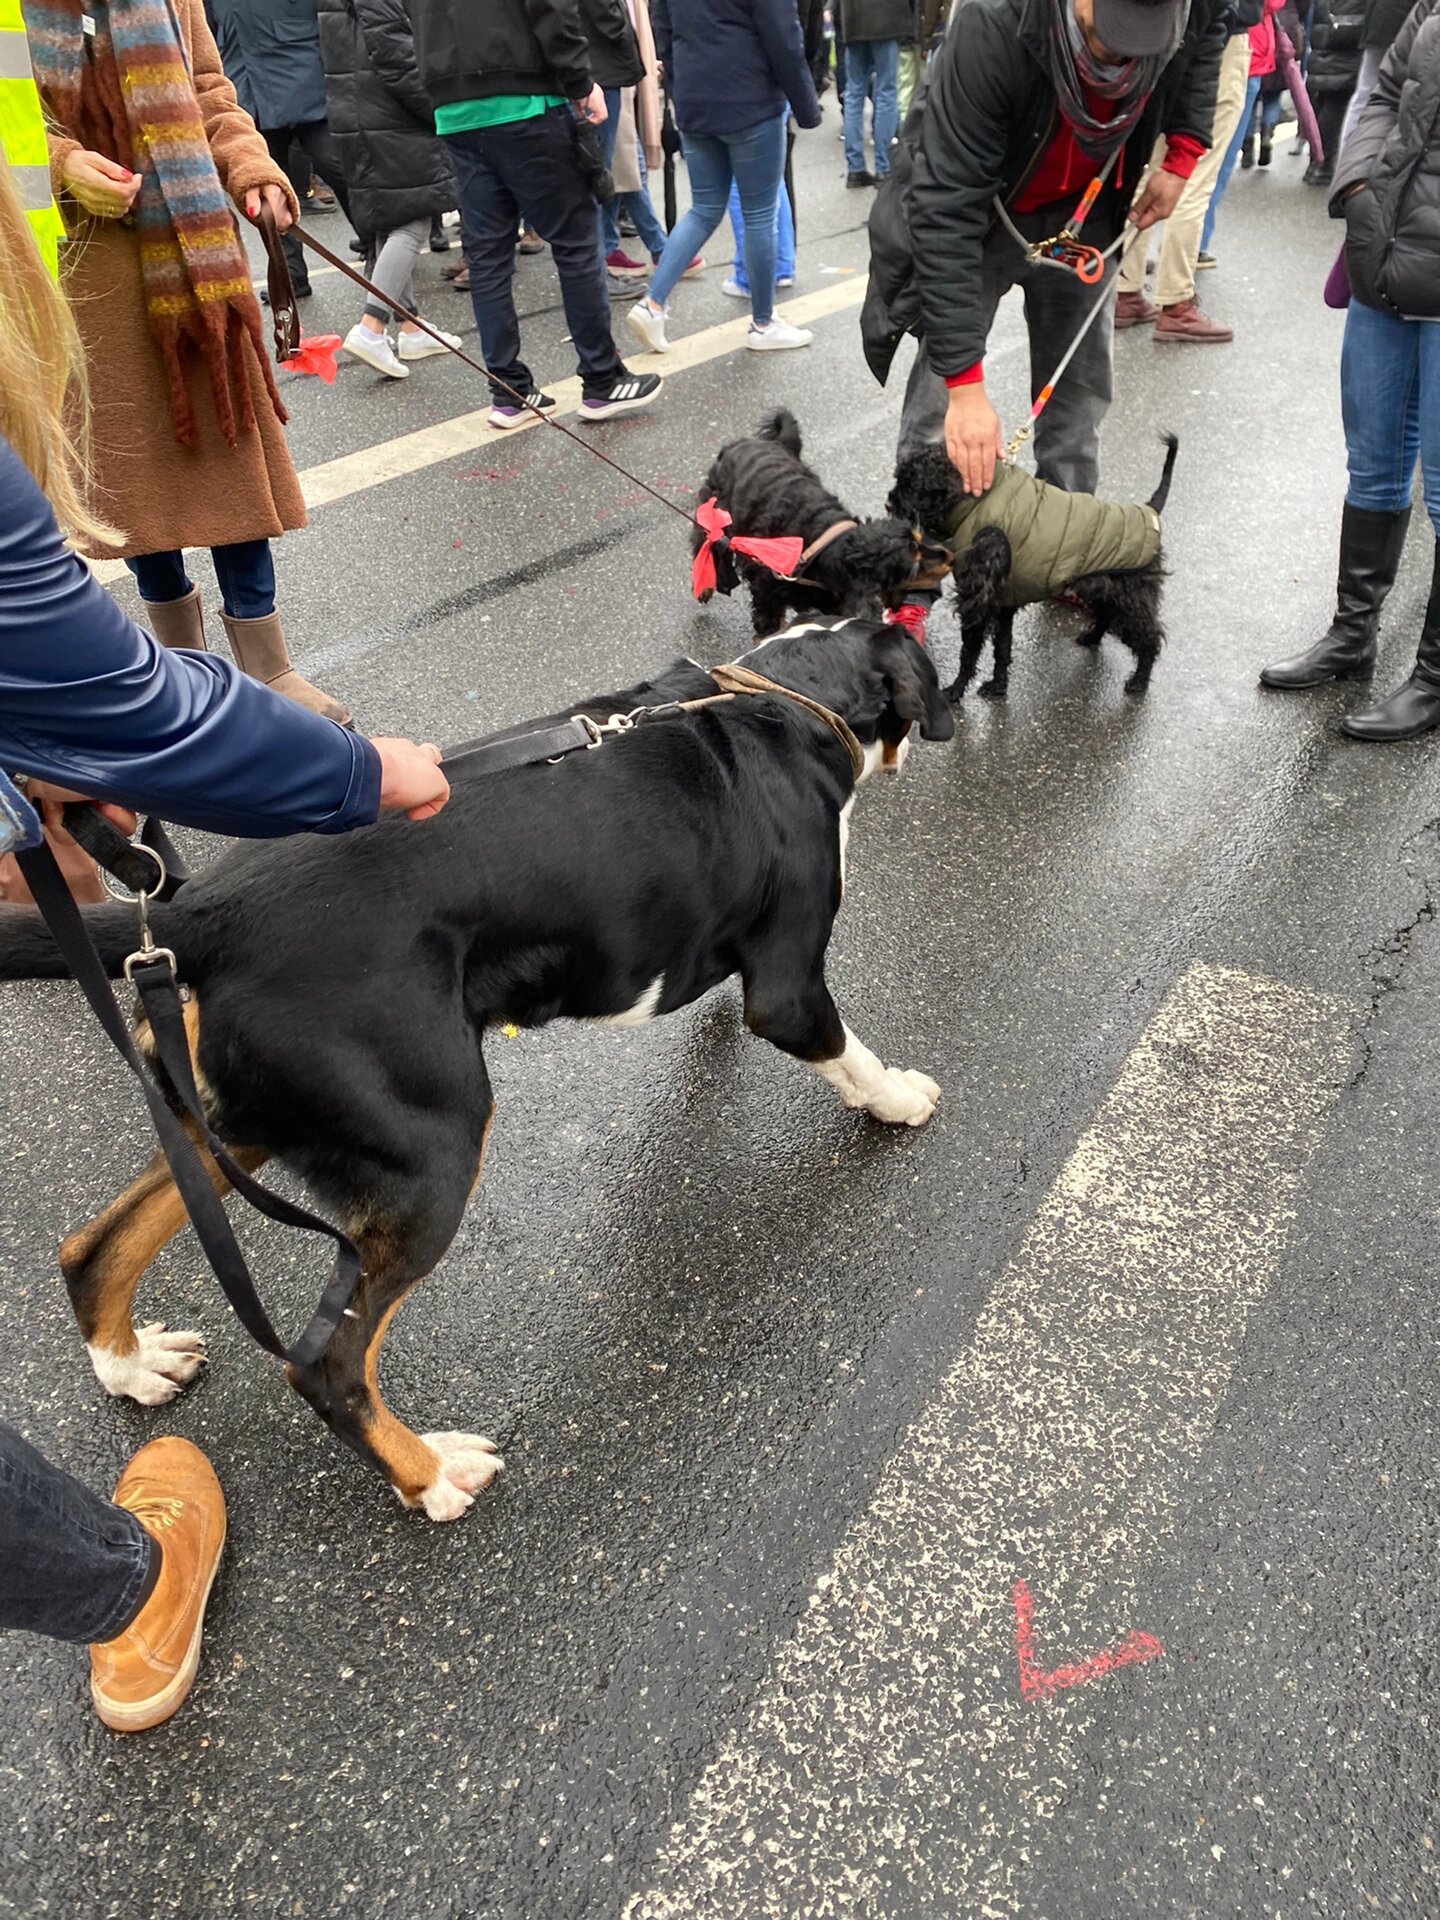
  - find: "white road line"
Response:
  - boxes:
[89,278,867,585]
[625,961,1350,1920]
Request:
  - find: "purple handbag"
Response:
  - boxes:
[1325,244,1352,310]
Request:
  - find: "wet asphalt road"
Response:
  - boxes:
[3,127,1440,1920]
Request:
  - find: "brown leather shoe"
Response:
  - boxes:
[89,1438,226,1733]
[1114,290,1159,329]
[1155,299,1233,343]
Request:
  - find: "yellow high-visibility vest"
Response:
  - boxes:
[0,0,65,279]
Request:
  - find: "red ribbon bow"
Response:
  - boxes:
[691,496,806,601]
[883,602,929,646]
[280,334,343,384]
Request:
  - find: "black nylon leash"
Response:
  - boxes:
[15,836,360,1371]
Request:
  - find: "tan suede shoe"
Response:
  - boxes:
[89,1437,227,1733]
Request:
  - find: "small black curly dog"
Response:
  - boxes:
[888,435,1179,702]
[697,409,951,637]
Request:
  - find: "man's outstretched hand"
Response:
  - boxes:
[945,383,1004,497]
[372,739,450,821]
[1128,168,1185,231]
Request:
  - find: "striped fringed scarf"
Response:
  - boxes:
[24,0,287,448]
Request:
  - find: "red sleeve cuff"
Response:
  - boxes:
[1161,134,1206,180]
[943,362,985,388]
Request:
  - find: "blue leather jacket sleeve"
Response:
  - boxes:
[0,437,382,838]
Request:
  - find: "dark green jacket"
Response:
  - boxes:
[945,462,1161,608]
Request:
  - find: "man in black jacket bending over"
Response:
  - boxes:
[863,0,1224,496]
[406,0,662,424]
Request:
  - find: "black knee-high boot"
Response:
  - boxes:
[1259,504,1412,688]
[1341,540,1440,740]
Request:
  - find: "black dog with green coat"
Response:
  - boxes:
[889,434,1179,701]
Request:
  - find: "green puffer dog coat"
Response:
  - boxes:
[943,461,1163,609]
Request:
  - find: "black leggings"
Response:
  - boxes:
[263,119,358,286]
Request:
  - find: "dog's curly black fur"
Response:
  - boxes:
[697,410,950,638]
[887,435,1178,702]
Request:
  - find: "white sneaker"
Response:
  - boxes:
[398,325,462,361]
[342,323,409,378]
[626,299,670,354]
[745,318,813,352]
[721,277,748,299]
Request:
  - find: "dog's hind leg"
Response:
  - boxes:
[1071,575,1163,693]
[286,1095,502,1522]
[60,1132,270,1404]
[742,930,940,1128]
[978,609,1016,698]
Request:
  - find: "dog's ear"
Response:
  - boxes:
[910,530,953,590]
[950,525,1012,626]
[883,628,955,742]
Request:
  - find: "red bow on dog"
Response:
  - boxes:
[691,496,805,601]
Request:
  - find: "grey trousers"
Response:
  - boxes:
[898,203,1118,494]
[363,217,429,325]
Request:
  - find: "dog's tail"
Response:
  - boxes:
[1148,433,1180,516]
[757,408,803,458]
[0,899,189,981]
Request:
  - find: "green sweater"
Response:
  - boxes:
[945,462,1162,609]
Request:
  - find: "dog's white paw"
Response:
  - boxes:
[415,1430,505,1522]
[867,1068,941,1128]
[88,1322,207,1406]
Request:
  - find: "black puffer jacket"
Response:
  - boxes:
[579,0,643,86]
[317,0,454,236]
[861,0,1227,383]
[407,0,626,109]
[1307,0,1367,93]
[1334,0,1440,316]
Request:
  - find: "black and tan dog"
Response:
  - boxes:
[0,620,952,1522]
[696,409,951,638]
[889,436,1179,701]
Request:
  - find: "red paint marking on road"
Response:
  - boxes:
[1012,1578,1164,1702]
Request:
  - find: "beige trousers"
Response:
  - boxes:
[1118,31,1253,308]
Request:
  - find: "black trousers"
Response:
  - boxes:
[446,109,623,402]
[263,119,356,291]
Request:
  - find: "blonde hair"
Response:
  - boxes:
[0,159,119,548]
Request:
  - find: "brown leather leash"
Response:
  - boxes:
[256,205,700,538]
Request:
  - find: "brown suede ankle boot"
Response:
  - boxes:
[218,610,352,726]
[142,585,207,650]
[89,1437,227,1733]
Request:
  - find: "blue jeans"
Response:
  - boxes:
[1202,73,1262,252]
[0,1421,157,1642]
[128,539,276,619]
[844,38,899,177]
[447,109,623,402]
[647,114,786,323]
[599,87,669,260]
[727,147,795,293]
[1341,299,1440,536]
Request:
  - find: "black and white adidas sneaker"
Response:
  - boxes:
[488,391,558,430]
[578,371,662,422]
